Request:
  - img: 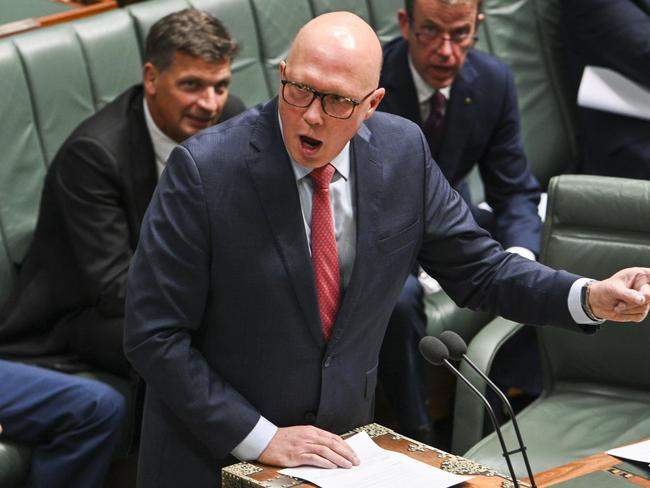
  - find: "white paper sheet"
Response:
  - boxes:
[606,439,650,465]
[577,66,650,121]
[279,431,472,488]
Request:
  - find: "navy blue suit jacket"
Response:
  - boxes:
[379,38,541,254]
[563,0,650,179]
[124,97,582,487]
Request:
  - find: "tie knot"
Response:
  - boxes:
[430,90,446,113]
[309,164,336,190]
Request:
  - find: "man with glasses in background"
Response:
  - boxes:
[377,0,543,446]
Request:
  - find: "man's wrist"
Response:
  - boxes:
[581,280,603,321]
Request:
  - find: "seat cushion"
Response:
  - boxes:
[464,383,650,478]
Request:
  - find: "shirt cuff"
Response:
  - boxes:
[568,277,602,325]
[231,416,278,461]
[505,246,536,261]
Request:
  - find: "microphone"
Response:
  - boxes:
[418,336,520,487]
[439,330,537,488]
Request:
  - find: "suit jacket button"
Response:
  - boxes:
[305,412,316,424]
[323,355,332,368]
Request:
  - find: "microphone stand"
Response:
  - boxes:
[441,358,520,487]
[459,352,537,487]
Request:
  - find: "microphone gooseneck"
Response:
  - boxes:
[419,336,520,487]
[438,331,537,488]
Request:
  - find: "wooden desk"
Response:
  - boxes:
[222,424,526,487]
[529,441,650,487]
[0,0,117,38]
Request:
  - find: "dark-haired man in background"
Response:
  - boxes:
[377,0,542,443]
[0,9,245,377]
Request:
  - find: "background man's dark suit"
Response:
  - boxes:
[377,37,542,441]
[380,37,541,249]
[124,97,585,487]
[0,85,244,375]
[563,0,650,179]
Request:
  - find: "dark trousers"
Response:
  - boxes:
[0,360,125,488]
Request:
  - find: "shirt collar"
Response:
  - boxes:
[143,97,177,175]
[407,53,451,103]
[277,111,351,183]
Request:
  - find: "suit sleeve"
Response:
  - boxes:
[54,138,132,316]
[123,145,260,459]
[566,0,650,87]
[477,66,542,255]
[415,130,580,329]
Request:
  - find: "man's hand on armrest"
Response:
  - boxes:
[258,425,360,469]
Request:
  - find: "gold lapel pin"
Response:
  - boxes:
[464,97,473,105]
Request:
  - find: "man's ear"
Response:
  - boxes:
[398,9,410,41]
[143,62,158,96]
[363,88,386,120]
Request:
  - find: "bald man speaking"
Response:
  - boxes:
[124,12,650,488]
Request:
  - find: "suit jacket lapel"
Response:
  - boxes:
[327,124,381,349]
[437,56,478,180]
[245,98,324,346]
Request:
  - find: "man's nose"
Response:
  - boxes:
[303,97,325,125]
[435,37,454,57]
[196,87,221,112]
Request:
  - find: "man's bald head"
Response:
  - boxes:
[278,11,386,169]
[287,11,383,90]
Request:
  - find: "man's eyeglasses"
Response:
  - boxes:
[411,23,478,51]
[281,79,375,120]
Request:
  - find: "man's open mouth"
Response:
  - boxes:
[300,135,322,149]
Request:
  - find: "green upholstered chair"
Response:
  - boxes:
[454,175,650,478]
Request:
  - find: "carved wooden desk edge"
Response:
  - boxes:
[222,423,528,488]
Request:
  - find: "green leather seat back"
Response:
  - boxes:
[73,10,143,110]
[310,0,371,22]
[474,0,577,188]
[251,0,314,97]
[127,0,189,44]
[540,175,650,390]
[0,40,46,267]
[13,26,96,166]
[367,0,403,44]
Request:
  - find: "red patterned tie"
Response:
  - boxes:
[309,164,341,342]
[423,90,446,158]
